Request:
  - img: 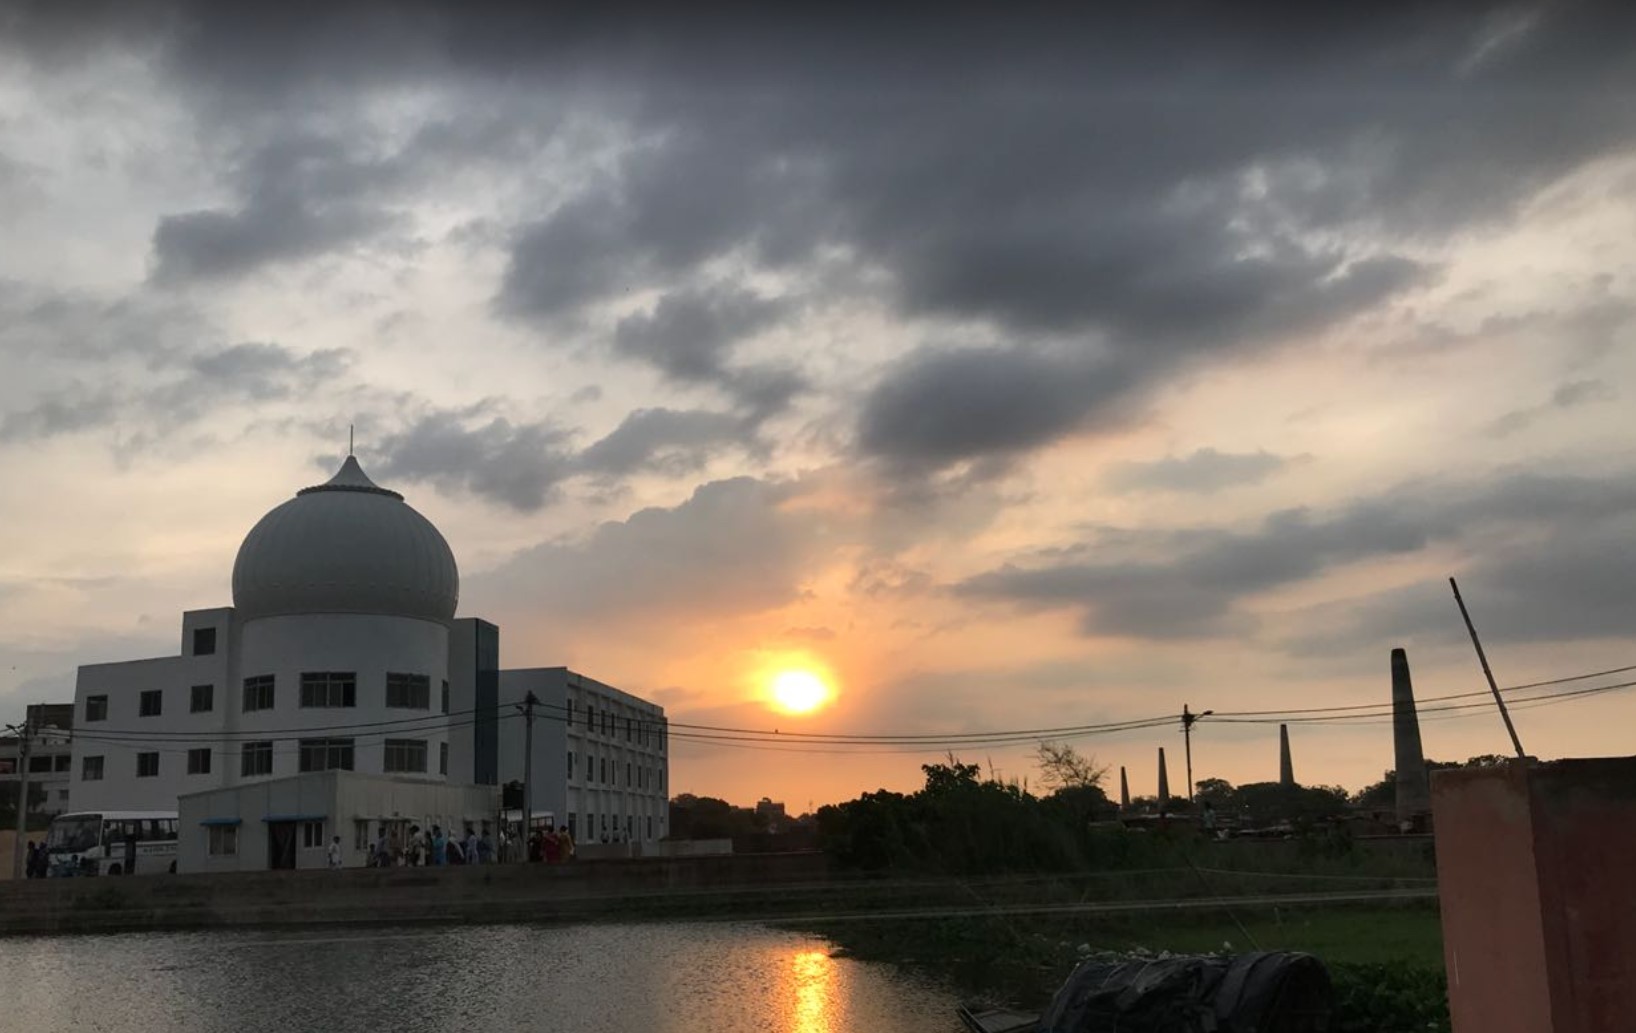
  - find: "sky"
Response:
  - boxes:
[2,3,1634,810]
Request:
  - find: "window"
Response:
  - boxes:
[600,757,607,783]
[603,712,611,736]
[626,718,632,742]
[354,820,369,850]
[139,689,162,717]
[298,738,354,772]
[241,741,273,777]
[647,816,653,839]
[29,755,52,774]
[300,672,356,708]
[193,626,216,656]
[383,739,427,773]
[85,695,108,722]
[567,751,574,779]
[586,705,595,731]
[585,755,593,781]
[302,821,325,849]
[136,752,159,778]
[386,673,431,709]
[54,754,71,772]
[243,675,275,712]
[439,741,448,776]
[187,748,211,775]
[82,755,104,781]
[191,684,214,713]
[208,825,237,856]
[626,762,631,787]
[441,680,450,715]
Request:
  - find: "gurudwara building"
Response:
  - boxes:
[67,455,669,872]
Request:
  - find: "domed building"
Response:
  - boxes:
[66,455,669,873]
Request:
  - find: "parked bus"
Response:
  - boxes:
[45,810,179,876]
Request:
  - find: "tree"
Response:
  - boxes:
[1034,741,1109,792]
[1194,777,1234,809]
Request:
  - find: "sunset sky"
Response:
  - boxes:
[3,4,1634,810]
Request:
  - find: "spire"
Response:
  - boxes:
[297,455,403,500]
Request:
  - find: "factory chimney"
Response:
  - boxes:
[1279,723,1295,787]
[1392,647,1432,826]
[1119,766,1130,811]
[1157,747,1171,812]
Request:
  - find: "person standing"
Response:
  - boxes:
[374,826,390,868]
[558,826,575,862]
[463,826,480,866]
[327,835,343,869]
[431,825,447,865]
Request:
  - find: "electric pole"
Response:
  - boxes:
[520,691,538,858]
[1181,705,1212,805]
[10,712,31,879]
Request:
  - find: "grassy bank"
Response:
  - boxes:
[793,901,1450,1033]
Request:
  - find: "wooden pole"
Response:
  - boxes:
[1450,577,1527,760]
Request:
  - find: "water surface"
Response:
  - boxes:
[0,921,964,1032]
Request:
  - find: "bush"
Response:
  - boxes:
[1329,961,1450,1033]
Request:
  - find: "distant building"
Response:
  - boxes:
[755,797,787,832]
[0,703,75,817]
[67,455,668,872]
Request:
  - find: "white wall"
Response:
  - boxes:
[235,613,450,782]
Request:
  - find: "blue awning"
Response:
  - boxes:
[199,817,242,827]
[261,814,326,823]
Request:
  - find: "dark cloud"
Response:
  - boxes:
[1486,378,1618,438]
[612,286,786,383]
[576,407,749,478]
[1104,449,1298,495]
[0,383,119,443]
[855,347,1138,475]
[466,476,825,622]
[959,470,1636,641]
[370,408,577,512]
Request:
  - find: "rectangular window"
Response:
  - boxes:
[626,718,632,742]
[439,741,448,776]
[28,755,51,773]
[243,675,275,712]
[208,824,237,856]
[385,673,431,710]
[136,752,159,778]
[647,815,653,839]
[300,672,356,708]
[586,755,593,781]
[139,689,163,717]
[190,684,214,713]
[298,737,355,772]
[193,626,216,656]
[302,821,325,849]
[354,820,369,850]
[187,748,212,775]
[586,705,595,732]
[603,712,611,736]
[85,695,108,722]
[383,738,428,773]
[82,755,104,781]
[441,680,450,715]
[600,757,607,783]
[241,741,273,777]
[568,751,575,780]
[626,762,632,787]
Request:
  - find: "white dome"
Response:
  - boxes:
[232,456,459,623]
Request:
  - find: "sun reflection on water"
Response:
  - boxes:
[789,949,837,1033]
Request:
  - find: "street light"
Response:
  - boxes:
[1182,705,1213,805]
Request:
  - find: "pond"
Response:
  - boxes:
[0,921,966,1032]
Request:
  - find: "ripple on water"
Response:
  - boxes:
[0,922,966,1033]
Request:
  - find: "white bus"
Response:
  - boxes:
[45,810,179,876]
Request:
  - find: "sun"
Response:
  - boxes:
[769,669,833,715]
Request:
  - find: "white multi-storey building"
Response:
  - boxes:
[66,455,668,870]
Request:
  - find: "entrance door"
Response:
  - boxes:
[267,822,298,870]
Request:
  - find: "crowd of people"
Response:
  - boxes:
[21,840,51,878]
[360,823,498,868]
[527,825,576,863]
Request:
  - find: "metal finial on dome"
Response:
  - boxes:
[297,455,404,499]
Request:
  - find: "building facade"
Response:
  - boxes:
[0,703,75,817]
[65,456,668,870]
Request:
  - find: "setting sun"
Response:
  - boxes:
[770,669,833,715]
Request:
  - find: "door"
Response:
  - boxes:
[267,822,298,870]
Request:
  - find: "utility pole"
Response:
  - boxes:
[10,712,31,880]
[520,691,538,858]
[1449,578,1527,760]
[1181,704,1213,805]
